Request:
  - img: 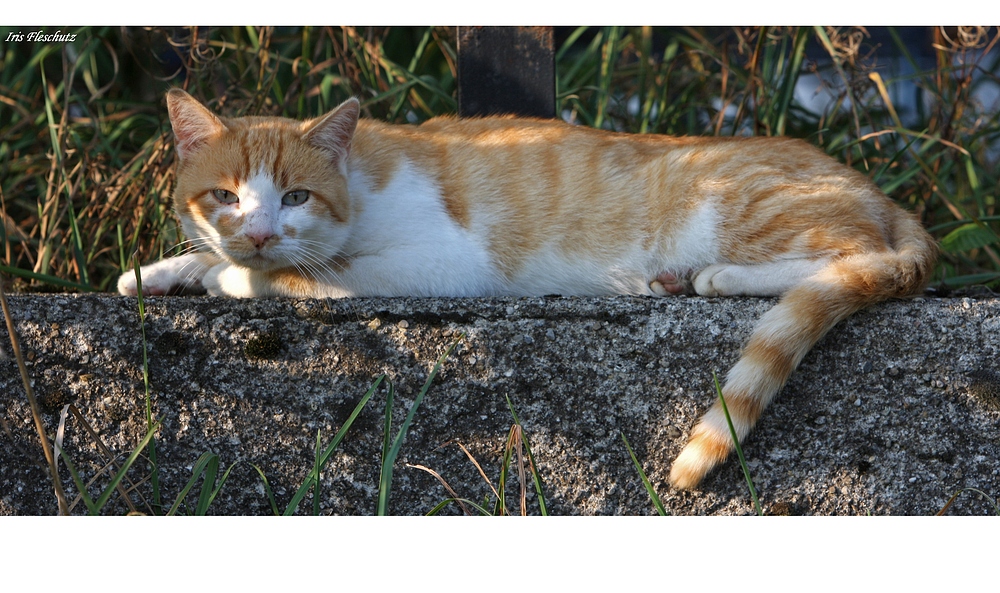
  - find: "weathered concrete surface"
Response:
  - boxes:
[1,293,998,515]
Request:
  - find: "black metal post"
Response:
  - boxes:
[456,26,556,119]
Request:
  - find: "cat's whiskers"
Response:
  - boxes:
[172,237,210,252]
[288,259,313,286]
[176,257,208,281]
[172,237,218,257]
[295,247,344,285]
[292,239,348,279]
[165,237,220,286]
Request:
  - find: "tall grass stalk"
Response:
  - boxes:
[505,395,548,516]
[377,335,462,515]
[273,374,384,516]
[714,372,763,516]
[0,281,69,514]
[132,257,161,512]
[58,420,160,515]
[164,452,238,516]
[622,432,667,516]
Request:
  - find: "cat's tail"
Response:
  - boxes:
[668,212,936,489]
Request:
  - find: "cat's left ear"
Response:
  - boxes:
[304,98,360,171]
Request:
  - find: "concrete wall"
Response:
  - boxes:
[2,293,998,515]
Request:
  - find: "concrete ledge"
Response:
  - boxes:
[2,294,999,515]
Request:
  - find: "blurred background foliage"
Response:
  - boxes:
[1,26,998,293]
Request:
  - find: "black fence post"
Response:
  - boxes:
[456,26,556,119]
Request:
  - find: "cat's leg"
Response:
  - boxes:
[202,263,251,297]
[202,263,354,298]
[206,249,491,298]
[117,252,221,296]
[202,263,269,297]
[692,258,831,297]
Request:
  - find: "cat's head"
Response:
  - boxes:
[166,89,360,273]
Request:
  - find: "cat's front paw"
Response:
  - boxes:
[203,263,256,297]
[117,255,208,296]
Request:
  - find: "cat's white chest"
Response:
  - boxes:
[335,160,502,297]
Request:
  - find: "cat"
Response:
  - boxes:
[119,88,937,489]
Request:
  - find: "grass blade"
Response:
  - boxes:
[0,265,98,292]
[90,421,161,515]
[493,426,516,516]
[67,404,142,514]
[425,498,494,517]
[376,335,463,516]
[378,376,396,512]
[282,375,383,516]
[0,278,70,514]
[312,429,322,516]
[505,395,548,516]
[622,432,667,516]
[57,448,97,514]
[132,256,162,513]
[937,487,1000,516]
[166,451,219,516]
[714,372,762,516]
[195,454,221,515]
[406,463,472,516]
[201,461,238,515]
[250,463,282,516]
[593,26,621,130]
[940,223,1000,254]
[774,27,809,136]
[941,272,1000,287]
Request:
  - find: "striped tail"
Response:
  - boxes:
[669,213,936,489]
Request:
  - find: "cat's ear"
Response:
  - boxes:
[166,89,228,160]
[304,97,360,170]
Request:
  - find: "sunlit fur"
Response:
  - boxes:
[119,89,937,489]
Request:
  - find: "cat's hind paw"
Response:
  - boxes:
[692,264,729,297]
[649,271,692,296]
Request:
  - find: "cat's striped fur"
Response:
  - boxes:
[119,89,937,489]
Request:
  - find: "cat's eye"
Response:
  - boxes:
[282,190,309,206]
[212,189,238,204]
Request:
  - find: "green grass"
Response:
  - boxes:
[376,336,463,515]
[1,26,998,293]
[132,257,162,511]
[714,372,763,516]
[623,372,763,516]
[622,431,667,516]
[256,375,384,516]
[417,395,549,516]
[7,328,462,515]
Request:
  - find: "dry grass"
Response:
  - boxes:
[2,26,998,292]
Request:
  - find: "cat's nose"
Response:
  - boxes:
[245,232,274,249]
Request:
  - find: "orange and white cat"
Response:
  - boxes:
[119,89,937,489]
